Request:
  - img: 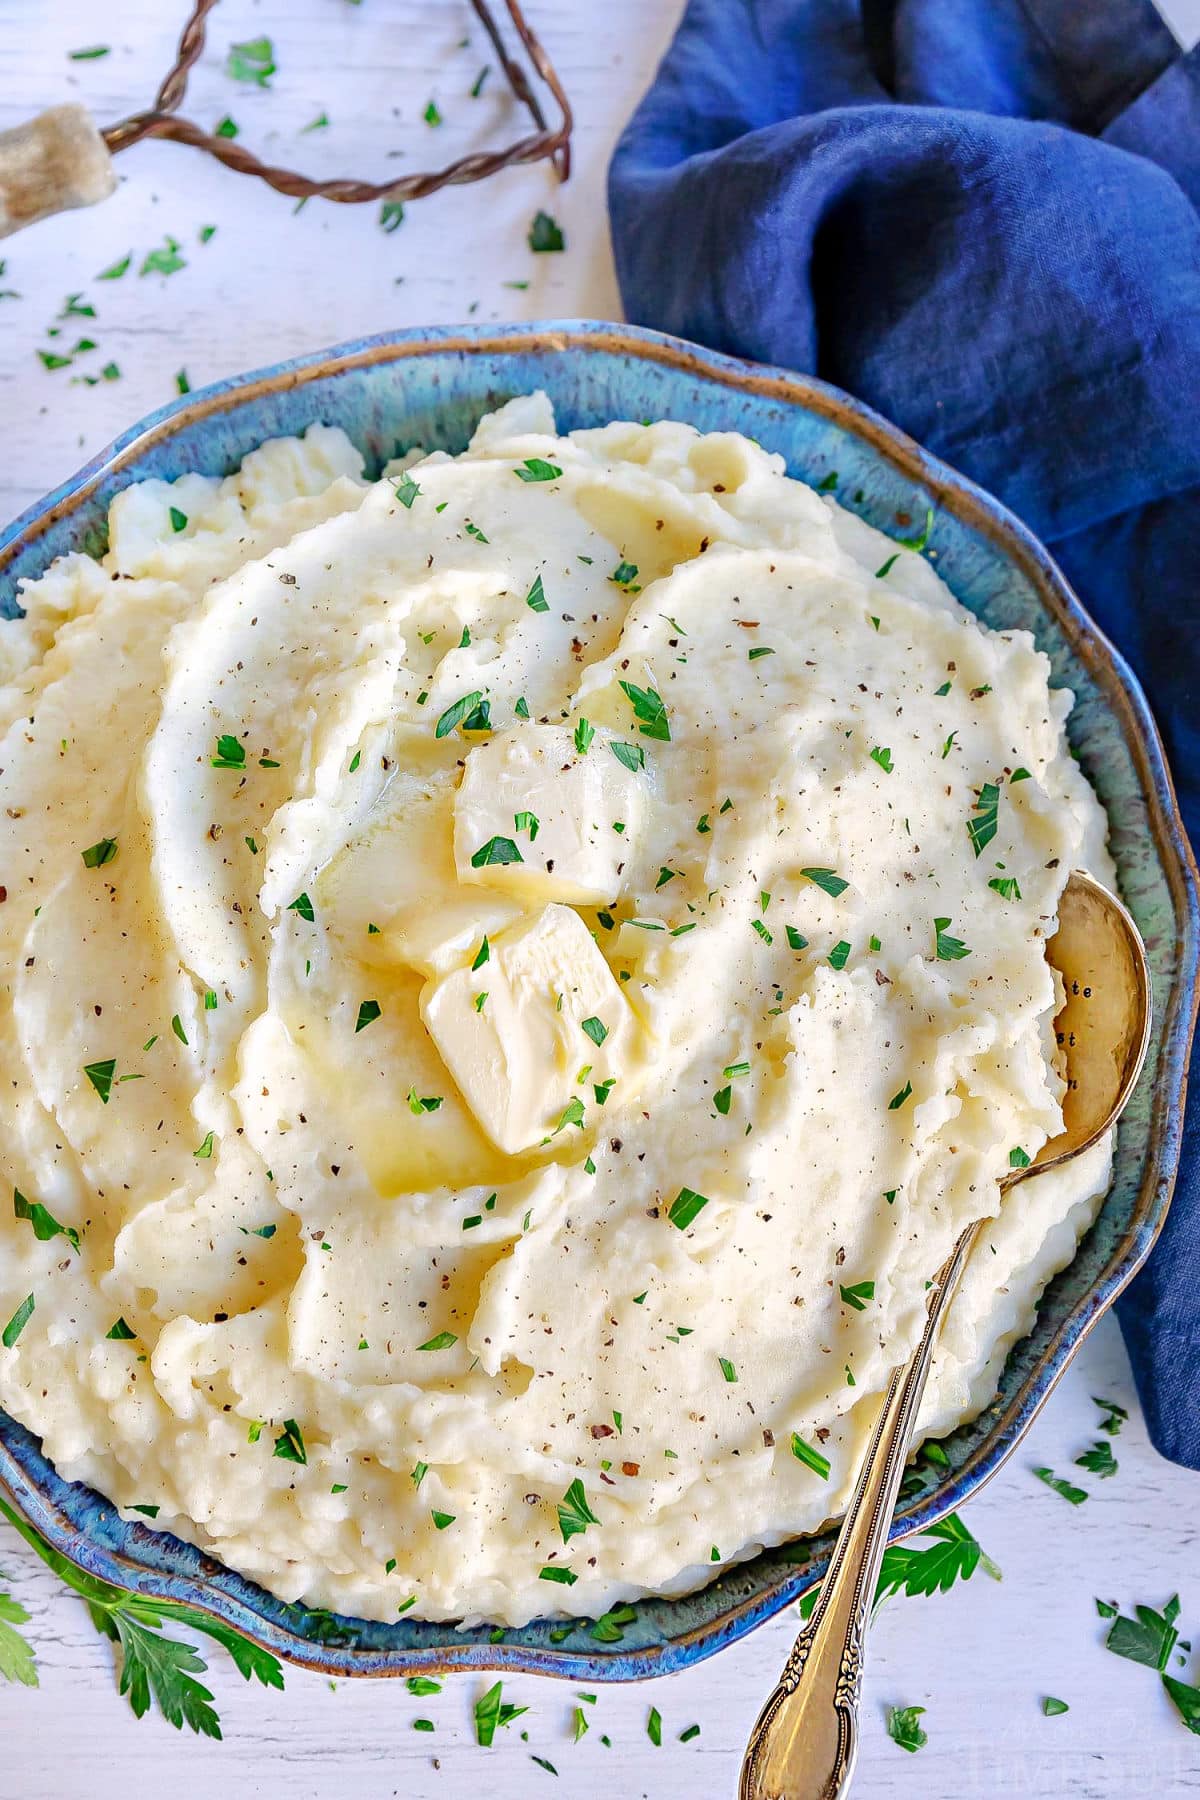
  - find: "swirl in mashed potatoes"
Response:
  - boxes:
[0,395,1113,1626]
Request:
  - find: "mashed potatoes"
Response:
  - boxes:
[0,396,1113,1626]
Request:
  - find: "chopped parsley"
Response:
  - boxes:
[610,741,645,773]
[392,473,420,508]
[470,836,522,867]
[609,560,639,588]
[287,892,315,923]
[840,1280,875,1311]
[786,925,808,951]
[98,253,132,280]
[211,734,246,769]
[647,1707,662,1747]
[140,237,187,278]
[1009,1146,1031,1169]
[828,940,851,970]
[718,1356,737,1383]
[539,1565,577,1585]
[514,810,539,841]
[14,1189,79,1252]
[869,745,893,772]
[667,1187,709,1230]
[748,646,775,661]
[581,1016,608,1046]
[1076,1441,1118,1479]
[528,211,565,252]
[2,1296,34,1348]
[423,100,443,127]
[1094,1396,1128,1436]
[888,1081,913,1110]
[619,679,670,741]
[354,1000,381,1033]
[435,690,485,738]
[272,1419,306,1464]
[573,716,594,754]
[790,1434,831,1480]
[934,917,970,960]
[1042,1696,1069,1716]
[1033,1466,1088,1505]
[989,875,1021,900]
[887,1705,927,1753]
[800,867,849,897]
[525,573,549,612]
[406,1088,442,1114]
[968,781,1001,857]
[81,837,118,868]
[475,1680,528,1746]
[515,458,562,483]
[557,1477,601,1545]
[379,201,404,233]
[416,1331,457,1352]
[897,506,934,551]
[192,1131,215,1160]
[431,1511,455,1531]
[84,1059,116,1104]
[472,936,490,971]
[227,35,275,85]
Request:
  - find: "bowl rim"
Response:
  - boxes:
[1,318,1196,1682]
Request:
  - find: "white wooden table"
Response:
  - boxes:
[2,5,1198,1795]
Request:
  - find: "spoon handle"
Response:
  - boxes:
[739,1222,978,1800]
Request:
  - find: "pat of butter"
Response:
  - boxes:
[453,723,643,905]
[420,902,637,1154]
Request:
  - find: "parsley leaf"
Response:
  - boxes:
[379,201,405,233]
[581,1016,608,1047]
[354,1000,381,1033]
[140,237,187,278]
[610,740,645,773]
[839,1280,875,1311]
[416,1331,457,1352]
[14,1188,79,1251]
[869,745,893,773]
[0,1496,283,1731]
[211,734,246,769]
[790,1434,830,1479]
[474,1679,528,1745]
[81,837,118,868]
[525,573,549,612]
[874,1511,1001,1606]
[988,875,1022,900]
[800,867,848,897]
[287,892,315,923]
[1042,1696,1070,1716]
[84,1059,116,1104]
[528,211,565,252]
[1076,1441,1118,1479]
[1033,1466,1088,1505]
[887,1705,927,1752]
[619,679,670,741]
[667,1187,709,1230]
[968,781,1001,857]
[0,1589,37,1686]
[435,690,485,738]
[272,1419,306,1465]
[226,36,275,86]
[2,1296,33,1348]
[557,1478,600,1543]
[573,717,594,755]
[897,506,934,552]
[392,473,420,508]
[470,835,522,867]
[888,1080,913,1110]
[515,458,562,483]
[1106,1595,1180,1672]
[934,917,970,961]
[1094,1396,1128,1436]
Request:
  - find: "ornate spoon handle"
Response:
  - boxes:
[739,1222,978,1800]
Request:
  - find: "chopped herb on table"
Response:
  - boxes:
[529,211,565,252]
[887,1704,928,1752]
[226,36,275,86]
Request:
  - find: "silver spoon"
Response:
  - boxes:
[740,869,1152,1800]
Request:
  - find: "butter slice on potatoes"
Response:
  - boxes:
[420,902,637,1153]
[453,722,644,905]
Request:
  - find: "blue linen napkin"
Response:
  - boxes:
[609,0,1200,1468]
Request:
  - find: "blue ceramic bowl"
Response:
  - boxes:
[1,322,1196,1682]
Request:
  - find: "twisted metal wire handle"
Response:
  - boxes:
[101,0,572,204]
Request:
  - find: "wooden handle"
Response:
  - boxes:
[739,1223,978,1800]
[0,105,115,239]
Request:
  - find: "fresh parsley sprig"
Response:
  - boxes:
[0,1498,283,1735]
